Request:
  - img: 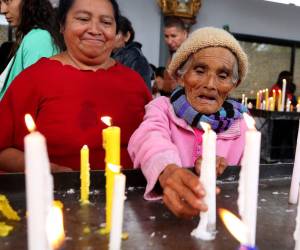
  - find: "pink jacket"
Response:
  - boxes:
[128,97,247,200]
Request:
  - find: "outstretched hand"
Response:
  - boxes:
[194,156,228,177]
[159,164,207,219]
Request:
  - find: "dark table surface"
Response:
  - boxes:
[0,165,297,250]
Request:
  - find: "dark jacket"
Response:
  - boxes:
[112,42,152,90]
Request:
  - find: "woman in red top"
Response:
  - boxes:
[0,0,152,172]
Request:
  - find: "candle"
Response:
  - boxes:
[269,97,274,111]
[46,202,65,249]
[24,114,54,250]
[219,208,258,250]
[255,91,259,109]
[238,113,261,247]
[297,104,300,112]
[191,122,216,240]
[281,79,287,111]
[277,90,281,111]
[109,173,126,250]
[80,145,90,204]
[101,116,121,234]
[242,94,245,105]
[265,88,269,110]
[245,97,248,107]
[289,120,300,204]
[294,186,300,250]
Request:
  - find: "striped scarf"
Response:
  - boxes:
[170,86,248,133]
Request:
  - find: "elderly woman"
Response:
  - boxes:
[0,0,152,172]
[128,27,248,218]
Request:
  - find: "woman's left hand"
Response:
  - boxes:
[195,156,228,177]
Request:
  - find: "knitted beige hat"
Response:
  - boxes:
[168,27,248,84]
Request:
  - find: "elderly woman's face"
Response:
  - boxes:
[62,0,116,65]
[182,47,237,114]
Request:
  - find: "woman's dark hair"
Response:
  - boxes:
[118,15,135,45]
[276,70,295,93]
[57,0,120,33]
[16,0,64,51]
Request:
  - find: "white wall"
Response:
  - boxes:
[194,0,300,41]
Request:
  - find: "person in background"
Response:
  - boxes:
[128,27,249,218]
[0,0,152,172]
[152,66,166,98]
[112,15,152,90]
[0,41,14,74]
[0,0,64,100]
[162,16,188,96]
[271,70,297,106]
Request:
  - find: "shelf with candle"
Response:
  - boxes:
[24,114,65,250]
[80,145,90,205]
[191,122,217,240]
[219,208,258,250]
[100,116,121,235]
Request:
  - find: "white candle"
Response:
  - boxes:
[294,186,300,250]
[191,122,216,241]
[238,113,261,247]
[281,79,287,112]
[297,104,300,112]
[24,114,53,250]
[109,173,126,250]
[289,120,300,204]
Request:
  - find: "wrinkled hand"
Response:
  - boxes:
[50,163,73,172]
[195,156,228,177]
[158,164,207,219]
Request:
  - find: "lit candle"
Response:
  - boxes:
[80,145,90,204]
[294,186,300,250]
[269,97,275,111]
[219,208,258,250]
[289,121,300,204]
[238,113,261,247]
[265,88,269,110]
[109,172,126,250]
[281,79,287,111]
[24,114,54,250]
[46,202,65,249]
[191,122,216,240]
[277,90,282,111]
[242,94,245,105]
[101,116,120,234]
[256,91,260,109]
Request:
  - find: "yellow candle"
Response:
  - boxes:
[256,91,259,109]
[80,145,90,204]
[265,88,269,110]
[101,116,121,234]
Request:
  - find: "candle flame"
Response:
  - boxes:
[283,79,286,85]
[24,114,36,132]
[243,113,256,130]
[101,116,112,127]
[46,202,65,249]
[219,208,247,245]
[200,122,211,133]
[107,163,121,173]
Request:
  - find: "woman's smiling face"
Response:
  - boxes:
[181,47,238,114]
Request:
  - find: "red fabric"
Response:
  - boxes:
[271,83,294,101]
[0,58,152,170]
